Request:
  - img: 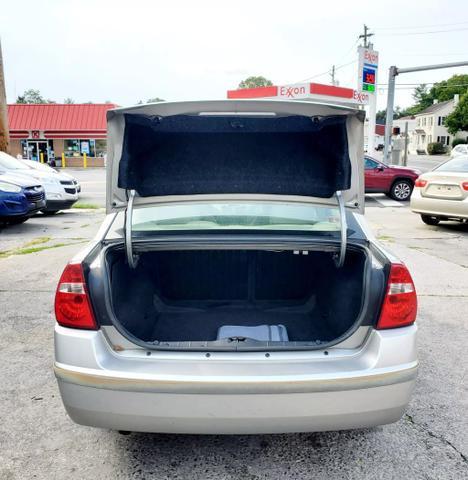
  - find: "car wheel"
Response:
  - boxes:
[390,179,413,201]
[41,210,60,215]
[421,215,440,225]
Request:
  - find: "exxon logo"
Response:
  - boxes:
[278,84,309,99]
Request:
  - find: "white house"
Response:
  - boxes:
[410,94,467,154]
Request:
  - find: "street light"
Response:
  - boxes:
[383,60,468,164]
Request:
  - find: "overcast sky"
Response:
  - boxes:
[2,0,468,110]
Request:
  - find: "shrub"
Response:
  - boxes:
[452,138,467,148]
[427,142,446,155]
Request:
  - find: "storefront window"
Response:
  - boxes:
[95,139,107,157]
[65,139,81,157]
[80,140,95,157]
[65,139,97,157]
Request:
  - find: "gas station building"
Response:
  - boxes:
[8,103,116,166]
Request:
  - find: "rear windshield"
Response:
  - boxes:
[434,156,468,173]
[132,202,341,233]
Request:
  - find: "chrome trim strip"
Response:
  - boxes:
[55,363,418,395]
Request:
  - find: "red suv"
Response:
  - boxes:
[365,156,421,201]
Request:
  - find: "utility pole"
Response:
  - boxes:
[359,24,374,48]
[0,39,10,154]
[330,65,338,86]
[383,60,468,164]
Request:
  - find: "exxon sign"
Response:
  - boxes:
[227,82,369,106]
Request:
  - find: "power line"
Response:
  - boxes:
[335,59,358,71]
[377,27,468,36]
[294,32,360,84]
[295,68,332,83]
[374,20,468,30]
[377,82,468,86]
[296,59,357,83]
[379,84,468,90]
[397,53,468,57]
[335,37,360,64]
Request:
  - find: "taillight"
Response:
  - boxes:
[462,182,468,191]
[377,263,417,329]
[54,263,97,330]
[414,178,427,188]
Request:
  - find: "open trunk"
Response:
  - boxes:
[106,246,368,347]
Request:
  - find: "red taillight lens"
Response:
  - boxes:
[54,263,97,330]
[414,178,427,188]
[377,263,417,329]
[462,182,468,191]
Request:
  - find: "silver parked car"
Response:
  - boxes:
[54,100,418,434]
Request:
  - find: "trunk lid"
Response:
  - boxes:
[106,100,365,212]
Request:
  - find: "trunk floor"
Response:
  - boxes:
[149,309,338,343]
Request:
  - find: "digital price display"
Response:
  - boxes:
[362,67,376,92]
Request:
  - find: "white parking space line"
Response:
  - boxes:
[365,194,407,208]
[373,197,406,207]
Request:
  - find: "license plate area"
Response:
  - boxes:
[425,184,462,199]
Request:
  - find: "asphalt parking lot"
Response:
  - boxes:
[1,165,467,480]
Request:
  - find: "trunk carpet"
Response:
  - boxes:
[149,306,338,343]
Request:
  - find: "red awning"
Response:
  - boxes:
[8,103,117,139]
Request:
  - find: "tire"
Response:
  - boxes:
[41,210,60,215]
[421,215,440,226]
[389,179,413,201]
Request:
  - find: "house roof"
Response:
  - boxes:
[415,99,453,116]
[8,103,117,136]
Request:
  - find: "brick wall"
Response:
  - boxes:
[61,156,105,167]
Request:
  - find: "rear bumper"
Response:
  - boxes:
[411,190,468,219]
[54,325,418,434]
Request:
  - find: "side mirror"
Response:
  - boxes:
[375,166,385,172]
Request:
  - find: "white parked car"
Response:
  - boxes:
[450,143,468,158]
[54,100,418,435]
[0,153,80,214]
[410,155,468,225]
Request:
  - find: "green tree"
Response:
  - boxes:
[146,97,164,103]
[376,109,386,123]
[429,74,468,102]
[376,106,413,123]
[16,89,49,104]
[238,76,273,89]
[64,97,75,104]
[445,93,468,135]
[412,84,433,107]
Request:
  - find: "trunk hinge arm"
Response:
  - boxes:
[125,189,139,269]
[334,190,347,268]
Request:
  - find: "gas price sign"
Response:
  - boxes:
[358,47,378,94]
[362,67,376,91]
